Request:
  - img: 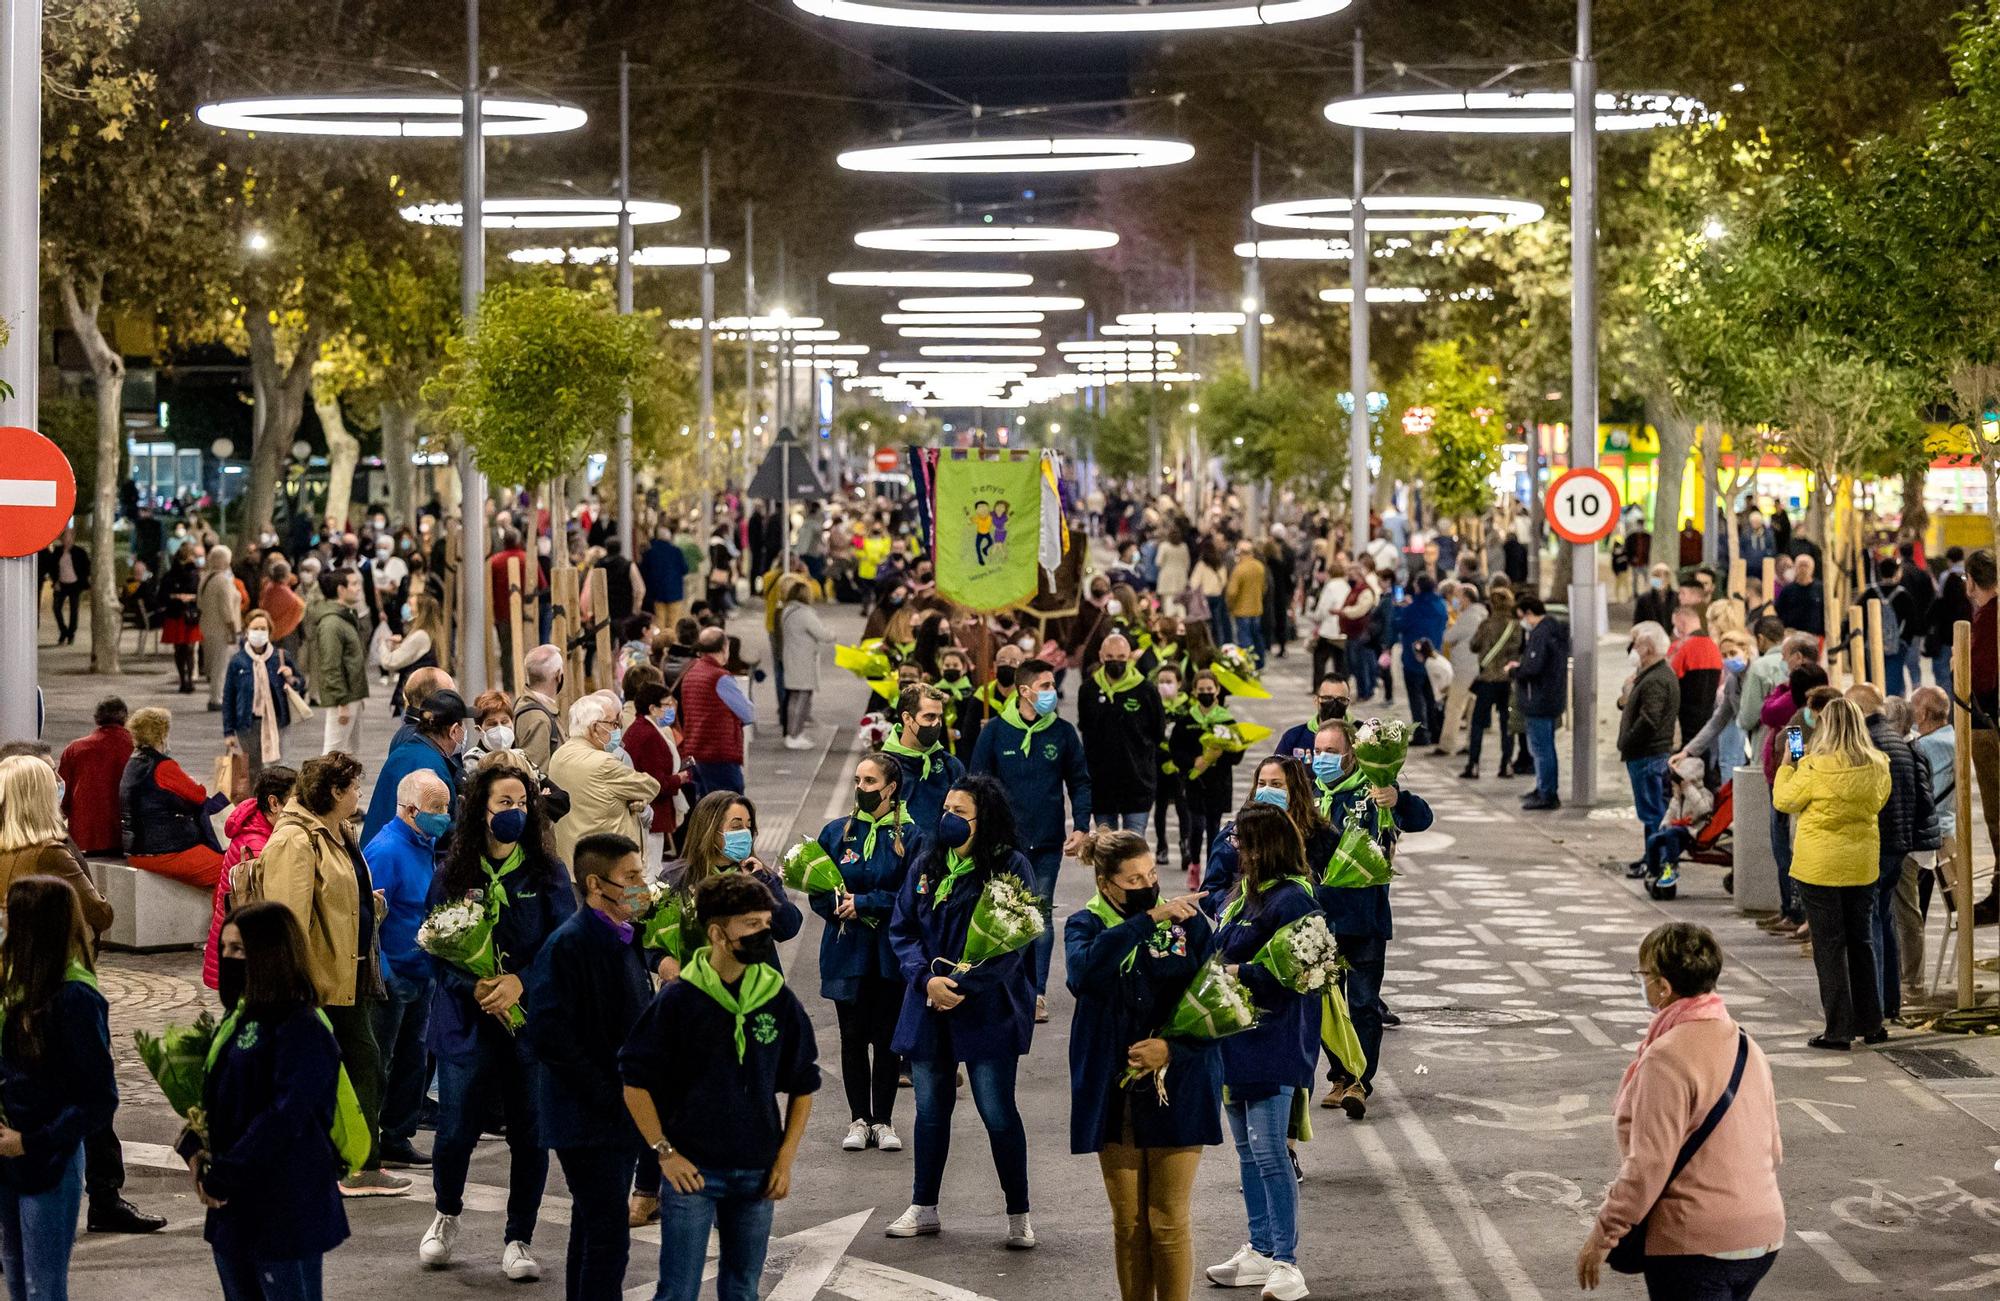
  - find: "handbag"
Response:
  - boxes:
[284,680,315,722]
[1606,1029,1749,1274]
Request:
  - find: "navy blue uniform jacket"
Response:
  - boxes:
[969,713,1092,850]
[889,845,1037,1063]
[1064,905,1223,1154]
[1314,779,1432,939]
[427,853,577,1058]
[0,979,115,1194]
[1201,819,1336,917]
[885,743,965,837]
[810,813,917,1001]
[1214,881,1323,1093]
[524,908,654,1149]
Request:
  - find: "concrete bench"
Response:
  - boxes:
[1731,765,1782,915]
[84,858,212,953]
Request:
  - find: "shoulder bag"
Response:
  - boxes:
[1607,1029,1749,1274]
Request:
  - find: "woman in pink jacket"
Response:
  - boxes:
[1577,922,1784,1298]
[201,765,297,989]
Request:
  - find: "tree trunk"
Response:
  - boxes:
[1698,419,1723,567]
[239,309,323,553]
[379,401,418,525]
[57,272,124,676]
[316,391,360,533]
[1646,389,1694,540]
[1900,462,1931,546]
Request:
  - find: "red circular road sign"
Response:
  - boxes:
[1544,467,1620,545]
[0,428,77,559]
[872,446,901,474]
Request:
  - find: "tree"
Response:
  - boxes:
[1203,366,1346,503]
[1068,401,1150,483]
[1390,341,1509,535]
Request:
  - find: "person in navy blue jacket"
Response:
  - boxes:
[1271,675,1352,763]
[811,753,917,1153]
[1200,756,1336,914]
[420,762,576,1281]
[968,658,1091,1015]
[1396,574,1450,746]
[1204,806,1322,1301]
[1307,720,1429,1120]
[0,876,116,1300]
[1064,829,1221,1301]
[523,833,655,1300]
[885,776,1039,1248]
[182,900,349,1301]
[880,685,964,833]
[360,689,467,846]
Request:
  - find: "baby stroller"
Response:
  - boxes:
[1640,759,1731,900]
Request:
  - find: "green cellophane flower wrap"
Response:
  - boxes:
[935,871,1045,976]
[1351,717,1411,788]
[1322,803,1396,889]
[638,882,693,961]
[418,898,525,1031]
[134,1012,221,1140]
[1251,913,1347,994]
[1122,957,1261,1099]
[782,840,844,895]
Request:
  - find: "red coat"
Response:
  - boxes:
[205,799,276,989]
[623,715,693,838]
[59,725,133,856]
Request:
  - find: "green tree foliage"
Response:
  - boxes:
[1391,341,1508,523]
[1203,367,1344,501]
[1068,401,1151,482]
[423,284,654,492]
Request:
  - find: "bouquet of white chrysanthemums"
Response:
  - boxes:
[1252,912,1347,994]
[934,871,1044,977]
[417,897,524,1030]
[1121,958,1261,1099]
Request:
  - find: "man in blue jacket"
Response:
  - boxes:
[1273,675,1351,762]
[362,689,467,845]
[969,658,1091,1019]
[524,834,655,1299]
[1395,574,1449,747]
[363,769,452,1170]
[641,518,690,627]
[1509,594,1570,811]
[882,685,964,831]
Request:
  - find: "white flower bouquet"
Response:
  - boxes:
[638,882,694,960]
[1251,912,1347,994]
[418,897,525,1030]
[1209,644,1273,700]
[934,871,1045,977]
[1351,717,1411,788]
[856,711,896,748]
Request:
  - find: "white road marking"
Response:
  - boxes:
[0,478,58,508]
[1466,923,1505,947]
[1348,1121,1481,1301]
[767,1209,873,1301]
[1779,1098,1855,1134]
[1507,961,1550,988]
[1894,1077,1953,1114]
[1937,1253,2000,1292]
[1793,1228,1880,1283]
[1564,1014,1617,1047]
[828,1255,1002,1300]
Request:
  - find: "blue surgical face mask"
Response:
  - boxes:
[412,809,453,840]
[1252,785,1290,810]
[489,807,528,845]
[1312,753,1344,784]
[722,828,755,862]
[606,728,624,752]
[936,812,973,849]
[660,703,677,726]
[1723,656,1747,674]
[1033,688,1058,715]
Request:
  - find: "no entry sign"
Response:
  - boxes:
[1544,467,1619,546]
[0,428,78,559]
[873,446,901,474]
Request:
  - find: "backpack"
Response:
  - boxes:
[227,852,267,907]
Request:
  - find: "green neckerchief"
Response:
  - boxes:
[891,639,916,662]
[881,734,941,780]
[1092,663,1141,700]
[935,676,973,702]
[1315,763,1391,831]
[482,844,526,915]
[851,802,913,859]
[998,697,1056,756]
[1084,892,1168,972]
[932,849,980,904]
[680,947,787,1063]
[1160,693,1190,720]
[1220,874,1317,923]
[1188,700,1233,730]
[1149,640,1180,668]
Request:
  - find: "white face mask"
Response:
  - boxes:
[482,724,515,751]
[246,629,270,650]
[1106,598,1123,617]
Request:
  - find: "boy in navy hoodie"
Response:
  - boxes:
[621,872,820,1301]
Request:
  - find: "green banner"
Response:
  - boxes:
[934,452,1041,612]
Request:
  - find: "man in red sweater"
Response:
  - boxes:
[59,696,133,855]
[677,627,754,799]
[489,529,528,693]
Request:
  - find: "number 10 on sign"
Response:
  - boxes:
[1545,467,1620,546]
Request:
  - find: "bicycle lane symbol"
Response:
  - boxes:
[1500,1170,1607,1227]
[1831,1176,2000,1235]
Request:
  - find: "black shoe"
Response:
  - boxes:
[1625,860,1649,879]
[1380,1008,1401,1028]
[1522,794,1560,811]
[1862,1028,1890,1045]
[1807,1035,1851,1052]
[1974,895,1999,926]
[1722,870,1734,895]
[1289,1148,1304,1184]
[87,1198,166,1234]
[1458,765,1478,779]
[1497,764,1514,778]
[380,1137,432,1168]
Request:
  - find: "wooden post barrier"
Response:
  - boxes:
[1845,603,1864,690]
[1728,556,1746,603]
[1759,557,1776,619]
[1865,597,1886,693]
[590,567,612,691]
[1953,620,1976,1010]
[507,556,527,698]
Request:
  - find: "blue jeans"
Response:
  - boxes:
[1933,650,1953,697]
[1233,615,1267,669]
[1526,716,1559,801]
[1334,935,1386,1088]
[1626,755,1671,843]
[433,1029,548,1243]
[1094,811,1149,834]
[1770,806,1802,923]
[909,1056,1030,1214]
[1645,827,1697,871]
[1874,858,1903,1019]
[371,970,433,1143]
[1025,845,1063,994]
[690,761,745,801]
[1641,1250,1776,1299]
[1224,1090,1297,1264]
[213,1247,324,1301]
[0,1146,82,1301]
[557,1145,638,1300]
[1347,639,1378,700]
[1884,646,1908,699]
[654,1166,774,1301]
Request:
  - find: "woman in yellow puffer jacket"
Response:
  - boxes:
[1772,697,1891,1051]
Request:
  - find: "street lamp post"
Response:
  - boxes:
[1242,144,1262,394]
[1569,0,1601,806]
[1348,28,1372,550]
[458,0,489,698]
[699,150,716,540]
[0,0,41,741]
[614,50,635,558]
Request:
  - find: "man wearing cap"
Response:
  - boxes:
[361,687,469,845]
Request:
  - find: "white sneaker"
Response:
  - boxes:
[1006,1212,1036,1249]
[1261,1261,1310,1301]
[501,1240,541,1282]
[885,1204,941,1237]
[1207,1243,1276,1288]
[871,1122,903,1152]
[418,1213,459,1268]
[783,734,813,750]
[843,1118,871,1151]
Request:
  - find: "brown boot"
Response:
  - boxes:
[628,1194,659,1228]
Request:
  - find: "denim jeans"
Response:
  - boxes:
[213,1247,325,1301]
[689,761,745,802]
[1347,639,1378,700]
[1094,811,1150,834]
[1233,615,1267,669]
[1873,858,1903,1020]
[1224,1089,1297,1264]
[1640,1249,1776,1299]
[1525,716,1559,801]
[1025,845,1063,994]
[1626,754,1671,843]
[1883,647,1908,699]
[0,1146,82,1301]
[557,1145,638,1300]
[1769,807,1802,923]
[1933,650,1954,697]
[1334,934,1386,1088]
[371,970,433,1143]
[1644,827,1697,871]
[909,1056,1030,1214]
[654,1166,774,1301]
[433,1029,548,1243]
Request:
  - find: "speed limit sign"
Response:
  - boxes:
[1545,467,1620,545]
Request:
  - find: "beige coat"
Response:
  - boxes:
[198,568,242,645]
[545,738,660,868]
[258,804,365,1007]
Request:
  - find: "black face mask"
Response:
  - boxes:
[1103,659,1131,676]
[1121,885,1160,915]
[1196,692,1218,706]
[855,786,885,814]
[217,956,247,1011]
[995,665,1017,689]
[940,668,964,683]
[914,722,943,749]
[733,931,779,967]
[1318,698,1349,721]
